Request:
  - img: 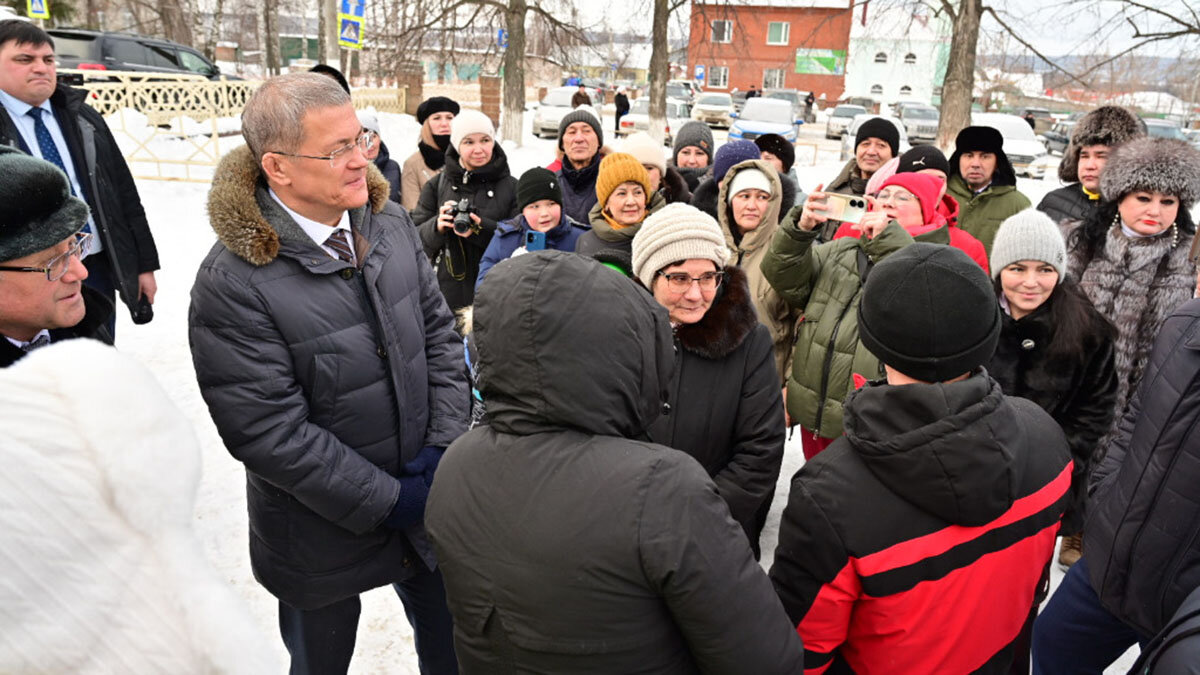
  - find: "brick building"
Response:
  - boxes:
[687,0,853,100]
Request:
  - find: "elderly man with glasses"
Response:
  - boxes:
[0,146,111,368]
[189,72,469,674]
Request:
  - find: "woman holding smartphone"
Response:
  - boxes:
[476,168,588,290]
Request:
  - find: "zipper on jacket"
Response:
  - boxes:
[812,296,857,435]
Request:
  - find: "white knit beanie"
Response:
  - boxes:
[356,109,381,136]
[632,202,730,289]
[989,208,1067,282]
[620,131,666,176]
[450,109,495,150]
[725,168,773,202]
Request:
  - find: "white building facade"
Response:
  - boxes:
[843,4,951,107]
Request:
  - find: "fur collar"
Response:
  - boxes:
[675,265,758,359]
[206,145,391,266]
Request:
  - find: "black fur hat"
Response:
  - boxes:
[0,146,90,263]
[1099,136,1200,206]
[1058,106,1144,183]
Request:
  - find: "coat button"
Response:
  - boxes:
[1021,339,1036,350]
[377,345,387,358]
[402,557,412,568]
[341,268,354,280]
[662,402,671,415]
[487,190,494,197]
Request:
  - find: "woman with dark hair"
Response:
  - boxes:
[401,96,459,209]
[987,210,1117,577]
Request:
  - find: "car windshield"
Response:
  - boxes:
[1145,122,1185,140]
[541,90,573,107]
[50,35,94,60]
[631,99,650,114]
[741,99,793,124]
[980,116,1038,141]
[666,84,688,98]
[767,91,799,104]
[698,94,731,106]
[832,105,866,118]
[903,107,938,120]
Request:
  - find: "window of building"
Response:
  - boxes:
[900,85,912,96]
[874,52,887,64]
[709,65,729,88]
[904,53,917,64]
[763,68,785,89]
[711,20,732,43]
[870,84,883,95]
[767,22,790,45]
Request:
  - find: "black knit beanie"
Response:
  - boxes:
[516,167,563,210]
[896,145,950,176]
[417,96,461,124]
[855,118,900,157]
[755,134,795,173]
[857,243,1001,382]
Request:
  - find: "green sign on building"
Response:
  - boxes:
[795,49,846,76]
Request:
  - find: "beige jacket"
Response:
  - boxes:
[400,122,444,210]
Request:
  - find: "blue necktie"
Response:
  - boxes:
[27,108,90,234]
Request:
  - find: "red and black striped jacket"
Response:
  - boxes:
[770,373,1072,674]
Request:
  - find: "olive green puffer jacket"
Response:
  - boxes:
[761,210,951,438]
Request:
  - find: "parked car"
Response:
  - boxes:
[533,86,584,138]
[667,79,699,103]
[731,89,748,113]
[1185,128,1200,151]
[839,114,910,161]
[1013,106,1054,134]
[1042,120,1076,155]
[826,104,867,139]
[617,98,693,145]
[897,104,939,144]
[728,97,803,143]
[764,88,804,121]
[47,28,231,80]
[692,92,734,128]
[1143,118,1187,141]
[972,112,1049,178]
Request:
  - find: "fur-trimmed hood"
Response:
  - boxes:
[716,159,783,255]
[1100,136,1200,206]
[674,265,758,360]
[1059,106,1144,183]
[206,145,392,266]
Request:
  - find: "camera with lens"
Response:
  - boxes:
[449,198,479,236]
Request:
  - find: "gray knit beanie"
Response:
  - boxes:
[672,121,714,164]
[632,203,729,290]
[0,146,90,262]
[989,209,1067,282]
[557,107,603,150]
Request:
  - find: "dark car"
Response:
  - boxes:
[47,28,232,80]
[1042,120,1075,155]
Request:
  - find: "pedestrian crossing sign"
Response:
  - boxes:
[338,15,363,49]
[27,0,49,20]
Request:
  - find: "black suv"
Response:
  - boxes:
[47,28,231,80]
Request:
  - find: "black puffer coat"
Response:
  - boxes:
[986,289,1117,534]
[190,146,469,611]
[1037,183,1096,225]
[646,266,784,553]
[1086,299,1200,638]
[411,144,518,310]
[426,251,805,674]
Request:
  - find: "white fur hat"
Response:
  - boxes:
[632,202,729,289]
[450,109,496,150]
[620,132,667,176]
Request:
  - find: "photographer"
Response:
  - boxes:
[412,110,517,311]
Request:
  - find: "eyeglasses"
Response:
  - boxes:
[876,188,916,204]
[0,232,92,282]
[657,270,723,293]
[267,130,377,168]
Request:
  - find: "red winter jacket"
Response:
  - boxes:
[770,374,1071,674]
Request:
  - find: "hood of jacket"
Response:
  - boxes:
[442,143,512,186]
[675,265,757,360]
[842,372,1020,526]
[472,250,675,438]
[716,159,783,255]
[587,190,667,242]
[206,145,392,266]
[939,192,960,226]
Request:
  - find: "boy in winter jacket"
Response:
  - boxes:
[770,244,1072,675]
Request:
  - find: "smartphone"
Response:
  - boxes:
[822,193,869,223]
[524,230,547,252]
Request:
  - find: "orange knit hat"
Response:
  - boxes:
[595,153,652,207]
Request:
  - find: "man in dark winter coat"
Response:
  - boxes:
[0,147,112,368]
[613,86,630,133]
[571,84,591,108]
[188,73,468,675]
[554,108,607,223]
[426,250,805,674]
[1036,106,1143,225]
[770,244,1072,675]
[1033,299,1200,674]
[671,120,714,192]
[0,21,159,336]
[947,125,1031,253]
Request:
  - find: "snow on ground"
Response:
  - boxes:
[113,109,1133,673]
